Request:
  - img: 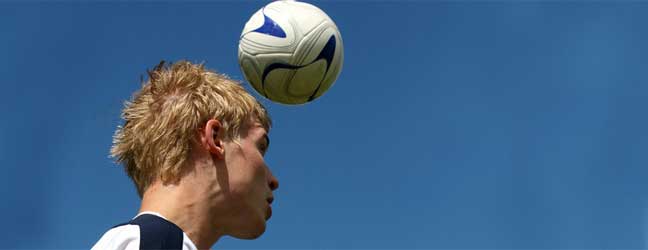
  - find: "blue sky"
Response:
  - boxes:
[2,1,648,249]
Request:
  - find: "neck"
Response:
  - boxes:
[139,175,224,249]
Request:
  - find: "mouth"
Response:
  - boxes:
[266,197,274,220]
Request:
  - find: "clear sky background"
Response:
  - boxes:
[1,1,648,249]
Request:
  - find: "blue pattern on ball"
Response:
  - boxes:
[252,9,287,38]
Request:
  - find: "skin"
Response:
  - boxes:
[139,118,279,249]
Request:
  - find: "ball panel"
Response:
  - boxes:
[238,50,264,96]
[288,60,327,97]
[263,69,310,105]
[291,21,329,66]
[264,68,297,103]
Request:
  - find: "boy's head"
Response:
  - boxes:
[111,61,271,197]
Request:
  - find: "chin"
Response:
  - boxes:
[233,221,266,239]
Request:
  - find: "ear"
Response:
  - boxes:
[201,119,225,159]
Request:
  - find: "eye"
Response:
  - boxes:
[258,134,270,156]
[258,141,268,155]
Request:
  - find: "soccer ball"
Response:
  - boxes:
[238,0,344,105]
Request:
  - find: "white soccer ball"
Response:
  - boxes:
[238,0,344,105]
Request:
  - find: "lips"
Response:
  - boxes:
[266,197,274,220]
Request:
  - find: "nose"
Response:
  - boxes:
[269,173,279,191]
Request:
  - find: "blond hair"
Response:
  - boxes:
[111,61,271,197]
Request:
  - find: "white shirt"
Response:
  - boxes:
[92,212,198,250]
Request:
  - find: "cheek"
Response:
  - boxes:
[226,158,266,195]
[240,145,268,184]
[224,142,268,195]
[227,169,256,196]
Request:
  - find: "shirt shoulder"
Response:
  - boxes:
[92,214,197,250]
[91,224,140,250]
